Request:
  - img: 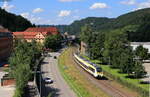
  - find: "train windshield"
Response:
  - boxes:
[96,67,102,72]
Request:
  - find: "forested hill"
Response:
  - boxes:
[0,8,34,31]
[68,17,112,34]
[54,8,150,42]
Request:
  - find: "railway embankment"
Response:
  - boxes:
[58,47,109,97]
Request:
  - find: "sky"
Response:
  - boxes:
[0,0,150,25]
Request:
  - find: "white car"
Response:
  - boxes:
[44,77,53,84]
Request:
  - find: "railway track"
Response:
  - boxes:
[98,80,130,97]
[71,48,138,97]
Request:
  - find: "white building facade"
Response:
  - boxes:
[130,42,150,53]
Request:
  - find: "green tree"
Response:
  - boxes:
[80,25,105,59]
[89,32,105,60]
[135,45,149,60]
[103,29,147,77]
[103,30,123,67]
[9,40,42,97]
[132,61,147,78]
[119,46,135,73]
[44,34,63,51]
[103,29,135,71]
[80,25,93,44]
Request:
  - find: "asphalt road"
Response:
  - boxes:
[40,51,76,97]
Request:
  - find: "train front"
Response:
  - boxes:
[95,67,103,78]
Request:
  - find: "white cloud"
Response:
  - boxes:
[120,0,150,10]
[30,16,42,23]
[120,0,136,5]
[137,1,150,9]
[2,1,15,11]
[20,12,51,24]
[31,17,52,24]
[59,0,81,2]
[90,3,108,9]
[58,10,71,17]
[32,8,44,13]
[20,12,30,18]
[131,1,150,11]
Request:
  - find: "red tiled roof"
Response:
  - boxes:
[13,32,36,39]
[25,27,58,33]
[13,32,23,35]
[13,27,59,39]
[23,32,38,36]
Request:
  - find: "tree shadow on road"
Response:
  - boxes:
[41,78,60,97]
[45,86,60,97]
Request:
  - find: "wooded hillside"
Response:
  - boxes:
[0,8,34,31]
[53,8,150,42]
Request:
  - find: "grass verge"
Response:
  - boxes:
[58,47,109,97]
[100,65,149,97]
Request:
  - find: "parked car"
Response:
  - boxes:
[44,77,53,84]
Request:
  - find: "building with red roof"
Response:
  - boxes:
[13,27,59,43]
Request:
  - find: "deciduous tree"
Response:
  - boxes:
[135,45,149,60]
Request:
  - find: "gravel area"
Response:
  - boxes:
[0,71,15,97]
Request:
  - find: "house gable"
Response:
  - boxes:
[35,32,45,39]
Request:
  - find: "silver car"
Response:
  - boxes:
[44,77,53,84]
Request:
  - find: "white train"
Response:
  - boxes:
[74,53,103,78]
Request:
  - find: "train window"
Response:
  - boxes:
[88,67,95,73]
[76,59,88,69]
[96,67,102,72]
